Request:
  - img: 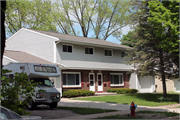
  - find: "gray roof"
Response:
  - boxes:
[27,28,132,50]
[4,50,64,67]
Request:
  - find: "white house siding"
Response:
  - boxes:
[6,29,57,63]
[56,43,126,65]
[129,73,138,89]
[3,57,14,65]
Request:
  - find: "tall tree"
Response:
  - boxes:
[5,0,57,37]
[53,0,135,40]
[122,1,179,98]
[148,0,179,68]
[1,1,6,68]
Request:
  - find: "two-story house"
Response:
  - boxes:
[3,28,156,93]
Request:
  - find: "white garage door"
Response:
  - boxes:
[139,76,152,93]
[174,79,180,92]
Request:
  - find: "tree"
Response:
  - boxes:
[1,1,6,69]
[5,0,57,37]
[122,1,179,98]
[5,0,137,40]
[147,0,179,68]
[1,69,37,115]
[53,0,135,40]
[120,30,138,47]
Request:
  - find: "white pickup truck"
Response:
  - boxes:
[3,63,61,110]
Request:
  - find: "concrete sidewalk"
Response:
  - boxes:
[58,98,180,119]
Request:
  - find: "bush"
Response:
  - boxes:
[107,88,138,94]
[63,90,95,98]
[1,69,37,115]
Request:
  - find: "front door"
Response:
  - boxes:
[97,73,103,92]
[89,73,95,91]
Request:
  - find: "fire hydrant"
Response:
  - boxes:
[130,101,137,117]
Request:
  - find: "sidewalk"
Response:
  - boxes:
[58,98,180,119]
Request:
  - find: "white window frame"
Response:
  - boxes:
[110,73,124,86]
[104,49,113,57]
[62,44,73,53]
[62,72,81,87]
[84,47,94,55]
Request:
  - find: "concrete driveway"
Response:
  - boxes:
[25,106,80,119]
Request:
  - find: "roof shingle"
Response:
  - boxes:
[4,50,64,67]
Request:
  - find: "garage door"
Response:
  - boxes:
[174,79,180,92]
[139,76,152,93]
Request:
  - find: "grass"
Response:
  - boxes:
[57,106,117,115]
[95,111,179,119]
[96,114,143,119]
[136,111,179,117]
[176,106,180,108]
[72,93,179,107]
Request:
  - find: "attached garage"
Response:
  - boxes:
[139,76,155,93]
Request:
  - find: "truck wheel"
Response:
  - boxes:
[27,100,36,110]
[49,102,57,109]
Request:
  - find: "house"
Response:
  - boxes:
[3,28,156,93]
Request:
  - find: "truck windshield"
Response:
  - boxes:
[30,78,54,87]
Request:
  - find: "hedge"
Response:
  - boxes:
[107,88,138,94]
[63,90,95,98]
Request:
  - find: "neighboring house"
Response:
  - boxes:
[155,76,180,93]
[4,28,156,93]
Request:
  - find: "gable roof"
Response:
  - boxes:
[3,50,64,67]
[26,28,132,50]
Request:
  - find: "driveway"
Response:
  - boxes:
[25,105,80,119]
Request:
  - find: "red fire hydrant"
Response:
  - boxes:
[130,101,137,117]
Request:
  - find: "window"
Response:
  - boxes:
[63,45,72,53]
[34,66,57,73]
[85,47,93,54]
[63,72,81,87]
[110,73,124,86]
[121,52,127,57]
[105,50,112,56]
[30,78,54,87]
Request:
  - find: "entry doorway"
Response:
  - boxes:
[89,73,95,91]
[97,73,103,92]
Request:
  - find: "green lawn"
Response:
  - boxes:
[96,111,179,119]
[57,106,117,115]
[72,93,179,107]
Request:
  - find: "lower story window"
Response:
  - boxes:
[63,72,81,87]
[110,73,124,86]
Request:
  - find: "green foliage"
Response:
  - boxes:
[62,90,95,98]
[107,88,138,94]
[148,0,179,69]
[57,106,116,115]
[1,69,37,115]
[5,0,57,37]
[5,0,137,40]
[120,30,138,47]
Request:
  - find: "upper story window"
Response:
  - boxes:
[105,50,112,56]
[85,47,93,55]
[63,45,72,53]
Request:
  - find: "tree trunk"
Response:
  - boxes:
[1,1,6,69]
[159,49,167,98]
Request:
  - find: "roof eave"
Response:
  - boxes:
[56,39,132,50]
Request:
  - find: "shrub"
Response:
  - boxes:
[63,90,95,98]
[107,88,138,94]
[1,69,37,115]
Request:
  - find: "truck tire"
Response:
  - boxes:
[49,102,57,109]
[27,100,36,110]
